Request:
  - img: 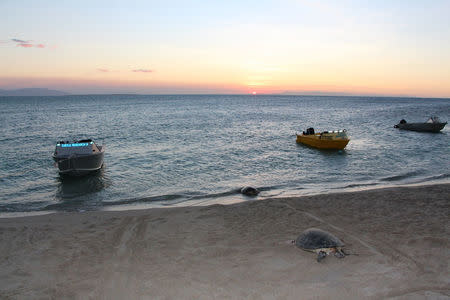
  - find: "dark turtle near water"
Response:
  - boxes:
[240,186,259,196]
[295,228,346,262]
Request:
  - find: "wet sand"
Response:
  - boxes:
[0,184,449,299]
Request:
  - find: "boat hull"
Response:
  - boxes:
[395,122,447,133]
[296,134,349,150]
[53,151,104,176]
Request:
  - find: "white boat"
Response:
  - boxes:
[53,139,104,176]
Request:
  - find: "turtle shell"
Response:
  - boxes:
[295,228,344,250]
[241,186,259,196]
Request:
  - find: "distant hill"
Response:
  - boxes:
[0,88,69,96]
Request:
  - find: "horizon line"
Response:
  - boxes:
[1,87,450,99]
[1,92,449,100]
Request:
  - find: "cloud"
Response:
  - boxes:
[97,68,110,72]
[132,69,153,73]
[12,38,29,43]
[11,38,46,48]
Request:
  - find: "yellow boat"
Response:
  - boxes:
[296,128,350,150]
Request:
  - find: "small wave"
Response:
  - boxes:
[341,182,379,189]
[405,173,450,185]
[0,200,51,213]
[380,170,423,182]
[106,193,191,206]
[0,137,18,143]
[104,185,282,207]
[291,186,306,191]
[107,188,244,207]
[426,173,450,181]
[188,189,240,200]
[257,185,286,192]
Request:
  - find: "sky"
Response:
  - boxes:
[1,0,450,97]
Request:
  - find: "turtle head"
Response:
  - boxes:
[333,248,346,258]
[317,251,328,262]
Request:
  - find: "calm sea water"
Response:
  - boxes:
[0,95,449,215]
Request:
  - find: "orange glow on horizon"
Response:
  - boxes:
[1,75,450,98]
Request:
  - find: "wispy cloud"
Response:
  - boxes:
[12,38,29,43]
[17,43,34,48]
[11,38,46,48]
[97,68,110,72]
[132,69,153,73]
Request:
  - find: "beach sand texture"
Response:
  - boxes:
[0,184,449,299]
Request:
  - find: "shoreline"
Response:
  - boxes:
[1,180,449,219]
[1,183,449,298]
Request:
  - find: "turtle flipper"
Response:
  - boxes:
[334,248,346,258]
[317,251,327,262]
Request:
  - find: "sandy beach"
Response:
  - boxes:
[0,184,449,299]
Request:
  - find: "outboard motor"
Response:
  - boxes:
[306,127,315,135]
[395,119,406,128]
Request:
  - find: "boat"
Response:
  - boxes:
[394,117,447,133]
[53,139,105,176]
[296,128,350,150]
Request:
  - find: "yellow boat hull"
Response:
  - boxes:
[296,133,349,150]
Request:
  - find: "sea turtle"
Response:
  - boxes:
[294,228,346,262]
[240,186,260,196]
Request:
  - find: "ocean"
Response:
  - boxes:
[0,95,449,215]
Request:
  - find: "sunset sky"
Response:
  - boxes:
[1,0,450,97]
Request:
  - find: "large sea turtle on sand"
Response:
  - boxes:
[294,228,347,262]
